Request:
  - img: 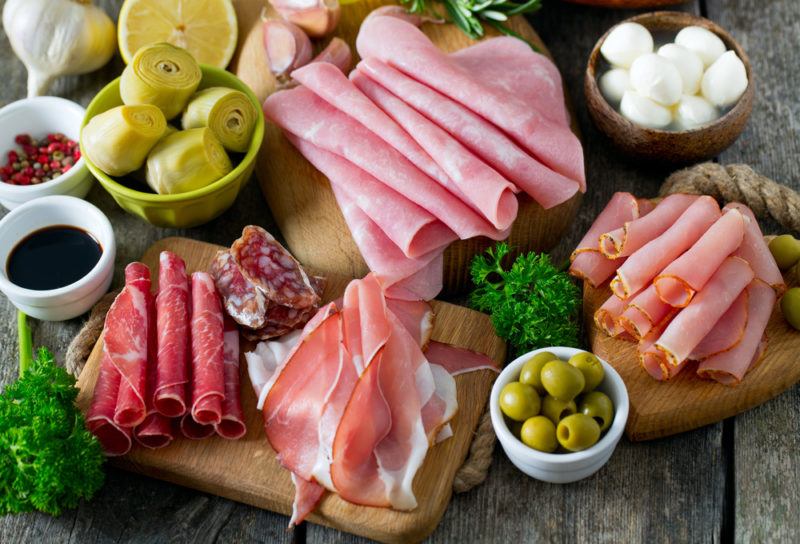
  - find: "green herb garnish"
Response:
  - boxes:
[0,313,105,516]
[470,243,581,356]
[403,0,542,42]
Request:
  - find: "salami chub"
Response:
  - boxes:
[211,249,267,329]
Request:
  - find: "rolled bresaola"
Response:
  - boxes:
[189,272,225,425]
[216,316,247,439]
[86,353,133,456]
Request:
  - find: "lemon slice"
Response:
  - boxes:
[118,0,238,68]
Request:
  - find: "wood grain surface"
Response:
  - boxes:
[74,237,506,544]
[231,0,582,295]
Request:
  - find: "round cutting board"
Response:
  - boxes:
[230,0,582,295]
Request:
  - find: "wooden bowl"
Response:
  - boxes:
[563,0,689,7]
[585,11,754,164]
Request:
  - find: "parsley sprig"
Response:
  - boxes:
[403,0,542,41]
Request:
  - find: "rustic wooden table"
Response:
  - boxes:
[1,0,797,542]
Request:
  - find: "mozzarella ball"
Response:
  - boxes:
[701,50,748,107]
[629,53,683,106]
[657,43,704,95]
[600,22,654,68]
[675,26,726,67]
[674,95,719,130]
[599,68,630,104]
[620,91,673,129]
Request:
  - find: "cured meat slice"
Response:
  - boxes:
[154,251,190,417]
[179,414,215,440]
[211,250,267,329]
[599,194,699,258]
[725,203,786,293]
[266,86,505,241]
[134,413,173,449]
[105,262,151,428]
[641,256,754,370]
[290,473,325,527]
[245,329,303,402]
[618,284,673,340]
[594,294,629,337]
[698,279,776,385]
[385,299,433,347]
[356,16,585,185]
[86,354,132,456]
[341,274,391,376]
[384,252,444,302]
[232,225,319,309]
[424,341,500,375]
[355,59,581,209]
[287,133,457,259]
[189,272,225,426]
[690,289,749,360]
[570,253,624,289]
[351,69,518,231]
[611,196,721,298]
[654,208,746,307]
[638,315,686,380]
[216,317,247,440]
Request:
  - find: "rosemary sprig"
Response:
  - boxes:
[403,0,543,42]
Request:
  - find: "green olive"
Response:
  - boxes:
[499,381,540,421]
[568,352,605,393]
[769,235,800,270]
[541,360,585,401]
[578,391,615,432]
[505,417,523,438]
[781,288,800,331]
[519,352,559,393]
[556,414,601,452]
[520,416,558,453]
[541,395,577,425]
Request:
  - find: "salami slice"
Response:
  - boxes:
[189,272,226,426]
[86,354,132,456]
[231,226,319,309]
[154,251,191,417]
[211,249,267,329]
[216,317,247,440]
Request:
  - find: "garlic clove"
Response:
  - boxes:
[674,94,719,130]
[600,22,654,69]
[629,53,683,107]
[657,43,704,95]
[262,17,314,79]
[701,50,748,108]
[620,90,673,129]
[599,68,630,105]
[311,38,352,73]
[271,0,341,38]
[675,26,727,68]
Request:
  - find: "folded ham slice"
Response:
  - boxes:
[654,208,746,307]
[689,289,749,360]
[725,203,786,293]
[618,284,674,340]
[189,272,226,426]
[611,196,721,299]
[86,354,133,456]
[594,293,631,337]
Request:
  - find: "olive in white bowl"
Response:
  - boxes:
[490,347,629,484]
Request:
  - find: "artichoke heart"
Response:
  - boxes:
[145,128,232,195]
[120,42,201,120]
[182,87,257,153]
[81,104,166,176]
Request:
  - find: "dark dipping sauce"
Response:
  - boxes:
[7,226,102,290]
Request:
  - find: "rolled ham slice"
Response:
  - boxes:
[697,279,776,385]
[690,289,749,360]
[611,196,721,299]
[86,354,132,456]
[725,203,786,293]
[594,293,631,337]
[618,284,674,340]
[654,208,746,307]
[641,256,754,372]
[216,318,246,440]
[189,272,225,426]
[599,194,698,259]
[638,314,686,380]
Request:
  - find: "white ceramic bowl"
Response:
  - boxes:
[490,346,630,484]
[0,195,115,321]
[0,96,92,210]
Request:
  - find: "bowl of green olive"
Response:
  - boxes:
[490,347,629,484]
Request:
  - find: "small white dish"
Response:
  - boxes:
[490,346,629,484]
[0,96,92,210]
[0,195,115,321]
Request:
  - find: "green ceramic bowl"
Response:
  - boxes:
[81,65,264,228]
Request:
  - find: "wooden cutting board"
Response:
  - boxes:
[229,0,583,295]
[74,237,505,544]
[584,267,800,441]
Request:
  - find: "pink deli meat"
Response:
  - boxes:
[86,353,132,456]
[356,15,585,185]
[689,289,749,360]
[189,272,225,426]
[725,203,786,293]
[424,341,500,375]
[216,317,247,440]
[594,293,631,337]
[611,196,721,298]
[654,208,746,307]
[618,284,674,340]
[211,249,267,329]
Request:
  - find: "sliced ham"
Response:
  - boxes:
[245,329,303,402]
[189,272,225,426]
[86,354,132,456]
[697,279,776,385]
[654,208,746,307]
[638,315,686,380]
[290,474,326,527]
[725,203,786,293]
[211,250,267,329]
[216,318,247,440]
[690,289,749,360]
[384,253,444,302]
[424,340,500,376]
[611,196,721,298]
[641,256,754,371]
[385,299,433,347]
[594,293,630,337]
[618,284,674,340]
[599,194,698,258]
[356,15,585,185]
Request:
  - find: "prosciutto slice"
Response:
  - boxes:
[216,317,247,440]
[690,289,749,360]
[86,354,132,456]
[618,284,673,340]
[611,196,721,298]
[698,279,775,385]
[385,299,433,347]
[211,250,267,329]
[189,272,225,426]
[725,203,786,293]
[424,341,500,375]
[654,208,746,307]
[105,262,151,428]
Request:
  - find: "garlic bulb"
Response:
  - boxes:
[2,0,115,97]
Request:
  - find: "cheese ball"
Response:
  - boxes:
[674,95,719,130]
[701,51,748,108]
[601,22,654,68]
[620,90,673,129]
[630,53,683,106]
[658,43,704,95]
[599,68,631,104]
[675,25,726,67]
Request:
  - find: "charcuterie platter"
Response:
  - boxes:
[230,0,582,294]
[74,236,505,544]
